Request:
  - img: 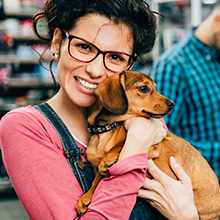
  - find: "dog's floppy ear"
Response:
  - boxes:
[87,99,104,125]
[94,71,128,115]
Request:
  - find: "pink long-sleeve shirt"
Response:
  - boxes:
[0,106,166,220]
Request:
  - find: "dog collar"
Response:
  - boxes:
[88,122,122,135]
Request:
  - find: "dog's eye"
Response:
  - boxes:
[138,86,150,93]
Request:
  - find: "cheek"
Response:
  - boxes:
[56,59,70,84]
[56,60,78,91]
[58,41,77,70]
[56,51,79,81]
[57,48,70,73]
[106,71,116,78]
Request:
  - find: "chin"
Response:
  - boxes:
[77,97,96,108]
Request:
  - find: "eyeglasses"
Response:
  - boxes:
[63,29,137,73]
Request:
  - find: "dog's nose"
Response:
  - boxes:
[166,100,175,108]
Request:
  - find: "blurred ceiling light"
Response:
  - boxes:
[202,0,217,4]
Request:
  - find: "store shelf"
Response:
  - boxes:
[0,176,14,193]
[4,10,36,17]
[0,55,39,64]
[12,34,38,41]
[152,0,185,3]
[9,78,54,88]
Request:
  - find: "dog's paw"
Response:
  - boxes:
[99,146,122,176]
[99,157,118,176]
[76,193,92,216]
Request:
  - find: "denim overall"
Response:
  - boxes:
[34,103,160,219]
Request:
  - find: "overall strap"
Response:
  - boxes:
[33,102,94,193]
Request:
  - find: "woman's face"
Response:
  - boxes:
[53,13,134,107]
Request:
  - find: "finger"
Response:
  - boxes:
[138,188,149,198]
[169,157,191,183]
[141,177,158,191]
[138,187,163,211]
[147,159,169,181]
[138,187,159,203]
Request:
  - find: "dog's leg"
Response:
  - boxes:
[99,144,123,176]
[76,171,103,216]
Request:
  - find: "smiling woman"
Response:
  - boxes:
[0,0,200,220]
[49,14,136,108]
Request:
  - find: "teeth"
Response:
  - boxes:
[76,77,98,90]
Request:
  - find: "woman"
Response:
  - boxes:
[0,0,199,219]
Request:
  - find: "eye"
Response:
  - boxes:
[71,39,95,54]
[77,43,92,52]
[138,86,150,93]
[107,53,125,64]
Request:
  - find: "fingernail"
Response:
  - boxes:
[147,159,153,167]
[170,156,176,163]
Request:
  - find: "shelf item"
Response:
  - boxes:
[151,0,214,60]
[3,0,21,14]
[3,0,38,15]
[9,78,54,88]
[2,18,38,39]
[0,176,14,194]
[4,10,36,17]
[162,28,187,51]
[0,55,39,64]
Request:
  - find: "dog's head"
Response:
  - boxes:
[88,70,174,125]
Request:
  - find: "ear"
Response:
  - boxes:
[213,14,220,33]
[51,28,62,60]
[94,71,128,115]
[87,99,104,125]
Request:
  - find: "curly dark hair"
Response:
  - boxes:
[33,0,158,89]
[33,0,157,55]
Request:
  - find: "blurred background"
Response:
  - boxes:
[0,0,217,219]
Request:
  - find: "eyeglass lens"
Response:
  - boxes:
[69,37,134,72]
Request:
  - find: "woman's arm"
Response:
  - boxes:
[139,157,199,220]
[0,108,166,220]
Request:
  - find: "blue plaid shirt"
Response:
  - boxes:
[149,32,220,181]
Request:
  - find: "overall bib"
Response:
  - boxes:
[34,103,160,220]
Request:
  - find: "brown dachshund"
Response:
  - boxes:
[76,70,220,219]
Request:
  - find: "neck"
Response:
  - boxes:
[194,23,211,46]
[193,11,218,46]
[47,89,90,145]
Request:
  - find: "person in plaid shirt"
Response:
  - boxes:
[149,1,220,182]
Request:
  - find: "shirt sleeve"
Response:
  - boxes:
[0,109,148,220]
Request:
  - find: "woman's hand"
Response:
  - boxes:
[119,117,166,161]
[139,157,199,220]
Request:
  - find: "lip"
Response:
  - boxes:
[142,110,170,119]
[74,77,98,95]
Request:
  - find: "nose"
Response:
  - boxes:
[85,54,106,79]
[166,100,175,109]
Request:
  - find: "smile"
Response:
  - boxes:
[75,77,98,90]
